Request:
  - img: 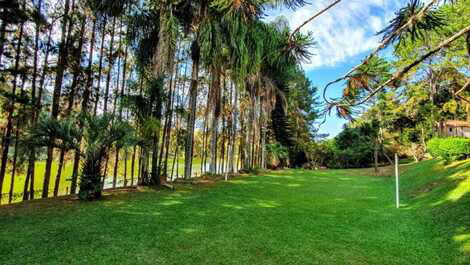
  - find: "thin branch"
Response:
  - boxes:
[455,78,470,96]
[456,94,470,105]
[323,0,441,105]
[288,0,342,44]
[338,25,470,107]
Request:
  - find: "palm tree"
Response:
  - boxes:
[121,78,165,185]
[25,114,134,200]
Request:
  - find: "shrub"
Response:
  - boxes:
[427,137,470,161]
[266,143,289,169]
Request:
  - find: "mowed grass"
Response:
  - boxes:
[0,160,468,265]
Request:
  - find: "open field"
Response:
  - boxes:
[0,159,468,264]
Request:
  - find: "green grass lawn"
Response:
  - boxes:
[0,160,468,264]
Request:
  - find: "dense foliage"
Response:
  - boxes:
[322,123,377,168]
[0,0,318,203]
[318,0,470,168]
[427,137,470,162]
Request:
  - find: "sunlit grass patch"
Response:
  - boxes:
[0,160,468,264]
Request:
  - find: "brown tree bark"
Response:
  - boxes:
[184,40,200,179]
[42,0,71,198]
[0,14,25,203]
[53,16,86,197]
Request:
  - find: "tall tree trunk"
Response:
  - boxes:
[54,16,86,197]
[112,19,124,189]
[161,58,180,178]
[201,74,213,174]
[228,83,238,173]
[244,93,254,169]
[171,57,189,180]
[103,17,117,113]
[70,17,97,194]
[42,0,71,198]
[201,115,208,173]
[8,63,27,204]
[374,140,379,175]
[0,16,24,203]
[260,101,266,169]
[184,40,200,179]
[0,21,7,65]
[94,22,107,116]
[130,146,136,186]
[210,70,221,174]
[102,17,119,189]
[23,0,45,201]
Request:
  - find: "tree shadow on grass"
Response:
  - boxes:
[402,160,470,264]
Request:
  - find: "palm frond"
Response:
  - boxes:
[378,0,445,47]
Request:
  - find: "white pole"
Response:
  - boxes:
[395,153,400,209]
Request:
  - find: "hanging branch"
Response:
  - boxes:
[322,0,441,105]
[288,0,342,45]
[455,79,470,96]
[336,25,470,107]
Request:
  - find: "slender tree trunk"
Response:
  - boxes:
[54,16,86,197]
[131,146,136,186]
[103,17,117,113]
[112,20,124,189]
[374,140,379,174]
[157,67,176,179]
[23,0,46,201]
[201,116,208,173]
[70,18,97,194]
[201,75,213,174]
[163,59,180,177]
[228,83,238,173]
[9,130,19,203]
[0,22,7,65]
[94,22,107,116]
[260,105,266,169]
[42,0,71,198]
[0,17,24,203]
[209,70,221,174]
[244,94,254,169]
[184,40,200,179]
[8,66,27,204]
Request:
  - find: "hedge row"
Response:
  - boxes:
[427,137,470,161]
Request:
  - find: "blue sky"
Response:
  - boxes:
[267,0,406,137]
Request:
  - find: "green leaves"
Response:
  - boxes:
[25,114,82,151]
[378,0,445,48]
[285,31,315,65]
[427,137,470,162]
[267,0,307,9]
[343,56,391,102]
[210,0,264,21]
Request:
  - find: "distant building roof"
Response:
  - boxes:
[444,120,470,127]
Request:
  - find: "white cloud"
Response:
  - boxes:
[267,0,406,70]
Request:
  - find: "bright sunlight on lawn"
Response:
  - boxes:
[0,160,469,265]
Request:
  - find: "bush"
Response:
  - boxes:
[427,137,470,161]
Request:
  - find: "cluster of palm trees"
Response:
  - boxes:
[0,0,317,203]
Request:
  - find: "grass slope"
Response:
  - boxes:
[0,160,468,264]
